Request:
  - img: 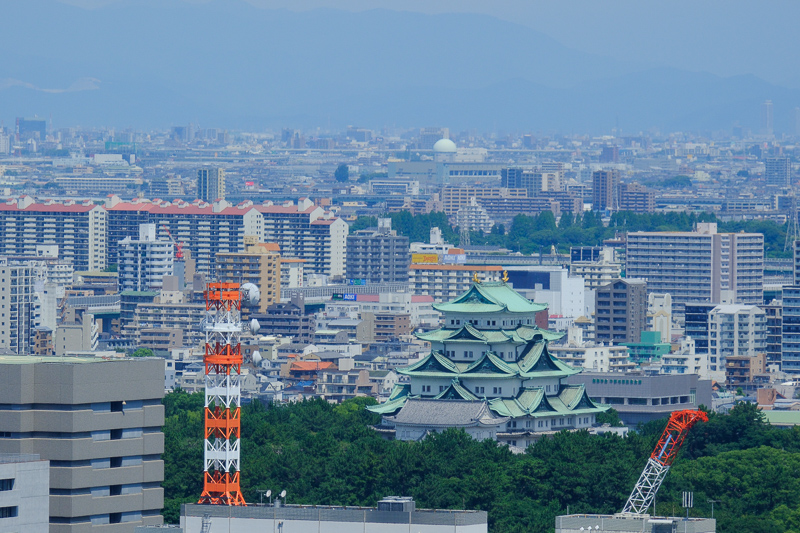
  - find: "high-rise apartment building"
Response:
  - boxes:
[346,218,410,283]
[766,157,791,187]
[118,224,174,292]
[0,197,107,271]
[0,357,165,531]
[215,241,281,313]
[196,167,225,202]
[594,278,647,345]
[257,199,348,277]
[762,99,774,137]
[591,170,618,211]
[708,304,766,378]
[106,197,261,276]
[0,257,42,355]
[761,299,782,369]
[618,182,655,213]
[782,287,800,374]
[626,223,763,308]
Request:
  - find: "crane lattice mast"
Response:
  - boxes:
[621,409,708,515]
[198,282,246,506]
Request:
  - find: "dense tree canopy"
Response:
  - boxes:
[353,210,790,258]
[163,394,800,532]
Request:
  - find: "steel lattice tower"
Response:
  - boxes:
[622,409,707,515]
[198,282,246,506]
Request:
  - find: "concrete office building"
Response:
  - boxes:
[196,167,225,202]
[0,257,41,355]
[118,225,174,292]
[215,241,281,314]
[0,356,165,532]
[505,266,586,319]
[181,497,487,533]
[595,279,647,345]
[0,197,107,271]
[346,218,410,283]
[0,454,50,533]
[565,372,712,425]
[626,223,764,308]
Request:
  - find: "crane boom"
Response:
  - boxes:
[160,224,184,259]
[621,409,708,515]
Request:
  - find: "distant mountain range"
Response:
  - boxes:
[2,0,799,134]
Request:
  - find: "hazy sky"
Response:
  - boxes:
[57,0,800,88]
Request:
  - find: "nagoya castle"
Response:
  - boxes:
[370,275,607,448]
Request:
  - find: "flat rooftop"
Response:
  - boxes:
[556,514,715,533]
[183,503,487,526]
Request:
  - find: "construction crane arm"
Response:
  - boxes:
[621,409,708,515]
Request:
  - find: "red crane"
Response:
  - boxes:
[160,224,184,259]
[621,409,708,515]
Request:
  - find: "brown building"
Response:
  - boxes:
[139,328,184,351]
[595,278,647,345]
[591,170,619,211]
[374,313,412,343]
[726,353,767,389]
[215,241,281,314]
[440,186,527,216]
[618,182,655,213]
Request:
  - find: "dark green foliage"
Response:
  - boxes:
[595,407,624,427]
[654,175,693,188]
[162,395,800,532]
[358,210,787,258]
[349,216,377,232]
[334,164,349,182]
[131,348,154,357]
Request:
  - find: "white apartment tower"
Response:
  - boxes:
[0,257,42,354]
[626,223,763,307]
[708,304,766,380]
[118,224,174,291]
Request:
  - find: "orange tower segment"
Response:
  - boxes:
[198,282,246,506]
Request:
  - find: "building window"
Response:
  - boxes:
[0,479,12,491]
[0,507,17,518]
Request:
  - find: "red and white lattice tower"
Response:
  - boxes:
[198,282,246,506]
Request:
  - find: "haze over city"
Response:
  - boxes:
[3,2,800,533]
[4,0,800,132]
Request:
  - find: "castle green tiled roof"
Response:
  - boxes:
[488,384,606,418]
[369,383,607,420]
[434,380,479,401]
[398,340,579,379]
[433,281,548,314]
[415,324,564,344]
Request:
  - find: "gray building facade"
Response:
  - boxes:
[345,219,410,284]
[0,356,165,533]
[0,454,50,533]
[565,372,712,425]
[595,278,647,345]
